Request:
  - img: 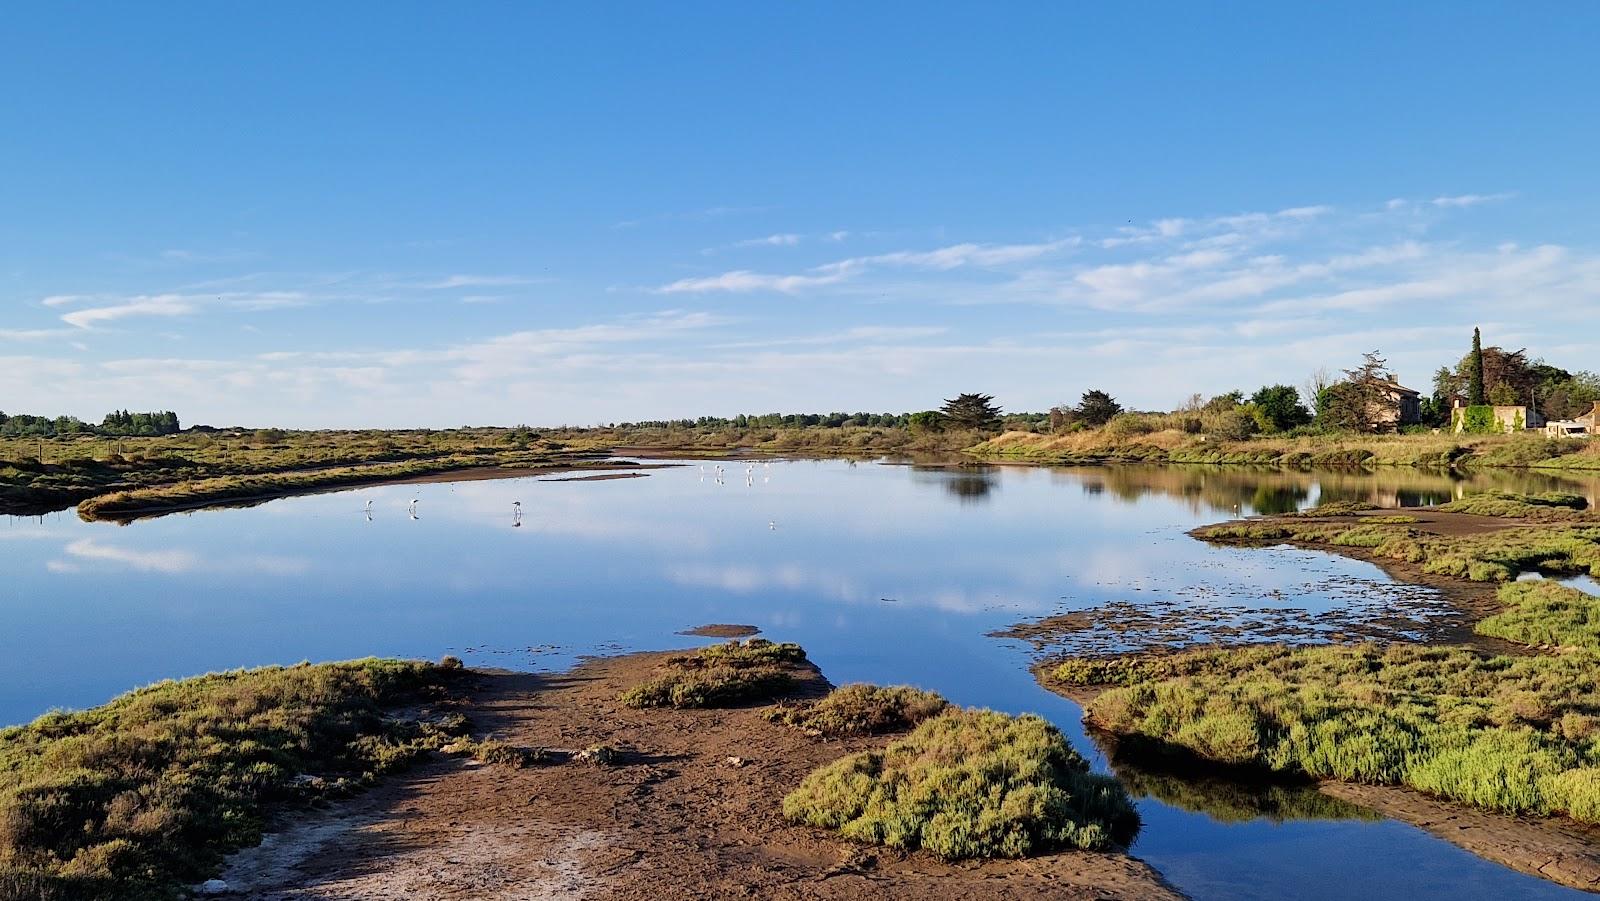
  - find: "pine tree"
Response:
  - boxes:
[1075,389,1123,427]
[1469,327,1487,406]
[939,393,1003,431]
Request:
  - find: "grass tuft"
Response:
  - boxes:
[1439,492,1591,519]
[465,739,552,769]
[783,709,1139,859]
[765,684,948,736]
[620,640,809,709]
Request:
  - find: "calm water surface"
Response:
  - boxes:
[5,460,1599,900]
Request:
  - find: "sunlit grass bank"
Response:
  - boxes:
[1195,517,1600,582]
[973,429,1600,471]
[1478,581,1600,649]
[0,427,611,517]
[73,452,596,520]
[1438,491,1592,519]
[782,709,1140,859]
[765,684,948,737]
[0,659,464,900]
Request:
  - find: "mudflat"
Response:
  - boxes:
[215,651,1180,900]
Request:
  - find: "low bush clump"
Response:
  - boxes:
[0,659,463,898]
[466,739,552,768]
[1439,492,1591,520]
[1287,500,1379,517]
[765,684,948,736]
[620,640,809,709]
[1050,645,1284,688]
[1478,581,1600,649]
[782,709,1139,859]
[1071,641,1600,823]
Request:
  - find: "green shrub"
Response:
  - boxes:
[1439,492,1590,519]
[1103,414,1159,439]
[1455,405,1500,435]
[783,709,1139,858]
[467,740,552,768]
[766,684,948,736]
[621,640,809,709]
[1289,500,1379,516]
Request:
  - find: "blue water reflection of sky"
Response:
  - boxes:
[0,460,1590,900]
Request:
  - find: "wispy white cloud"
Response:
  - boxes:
[734,233,801,248]
[658,237,1080,294]
[657,269,852,294]
[424,274,541,289]
[61,296,195,329]
[1430,192,1514,208]
[714,325,948,349]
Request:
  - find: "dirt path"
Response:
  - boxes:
[215,653,1181,900]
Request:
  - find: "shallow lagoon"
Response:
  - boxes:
[4,459,1598,899]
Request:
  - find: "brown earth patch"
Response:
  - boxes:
[214,652,1179,900]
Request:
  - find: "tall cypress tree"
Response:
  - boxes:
[1469,327,1487,405]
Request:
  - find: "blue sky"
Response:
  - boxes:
[3,3,1598,427]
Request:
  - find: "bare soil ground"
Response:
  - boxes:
[215,652,1180,900]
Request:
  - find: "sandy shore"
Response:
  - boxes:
[213,651,1182,900]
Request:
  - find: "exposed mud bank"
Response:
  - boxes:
[214,651,1181,900]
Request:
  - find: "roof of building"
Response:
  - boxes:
[1376,380,1420,397]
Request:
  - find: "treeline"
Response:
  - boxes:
[612,411,1048,431]
[0,409,181,438]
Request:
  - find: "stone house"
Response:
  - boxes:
[1372,381,1423,429]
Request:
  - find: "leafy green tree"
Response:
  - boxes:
[939,393,1003,431]
[908,410,944,432]
[1076,389,1123,427]
[1210,408,1259,440]
[1317,351,1395,432]
[1247,385,1311,432]
[1202,391,1245,413]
